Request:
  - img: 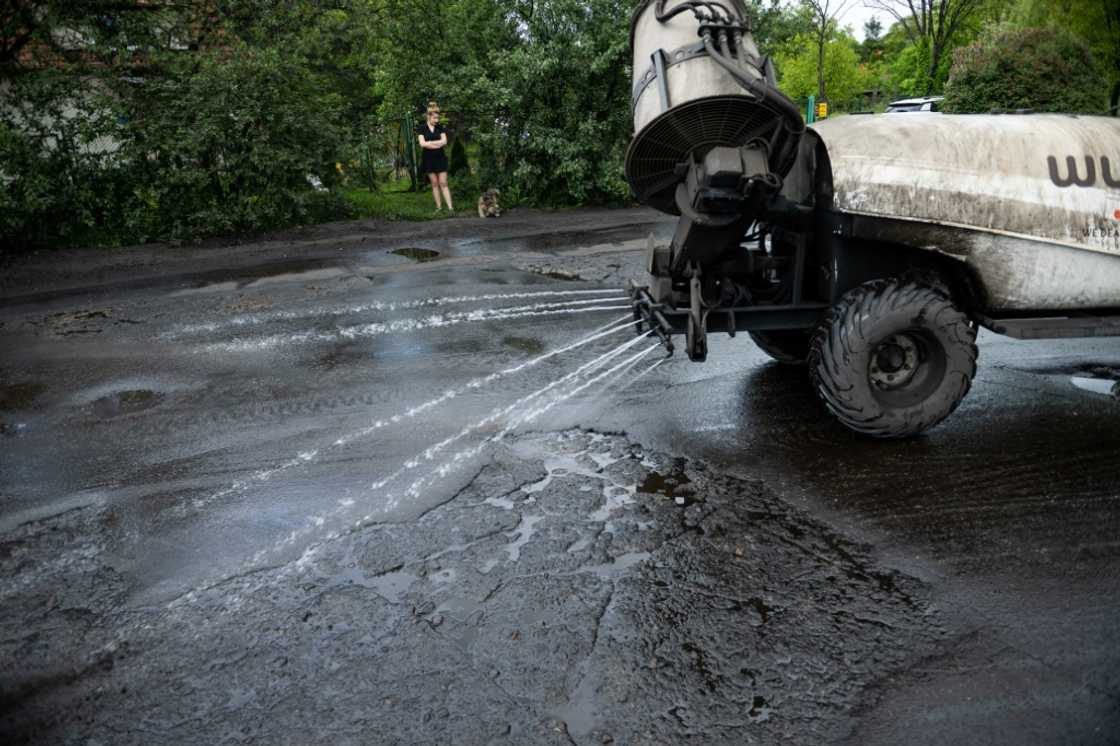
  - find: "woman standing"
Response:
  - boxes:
[418,104,453,212]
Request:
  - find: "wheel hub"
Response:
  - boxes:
[869,333,920,388]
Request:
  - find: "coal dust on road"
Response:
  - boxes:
[1,209,1118,745]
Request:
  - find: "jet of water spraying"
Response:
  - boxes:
[169,288,626,337]
[391,342,659,507]
[248,340,659,576]
[186,314,639,514]
[369,331,655,492]
[200,302,631,353]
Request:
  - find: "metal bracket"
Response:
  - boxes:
[631,39,766,108]
[631,42,706,107]
[627,282,676,356]
[686,269,707,362]
[652,49,670,114]
[974,312,1120,339]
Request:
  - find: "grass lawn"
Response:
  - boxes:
[343,182,478,221]
[344,143,482,221]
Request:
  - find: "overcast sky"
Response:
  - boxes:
[833,2,894,42]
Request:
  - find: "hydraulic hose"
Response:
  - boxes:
[701,33,804,176]
[653,0,806,176]
[718,28,732,63]
[655,0,738,25]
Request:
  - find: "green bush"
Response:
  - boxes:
[448,137,470,176]
[775,32,871,102]
[0,73,132,251]
[942,26,1107,114]
[1,43,352,252]
[440,0,633,207]
[118,44,350,241]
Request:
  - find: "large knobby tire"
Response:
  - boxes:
[808,279,978,438]
[749,330,811,365]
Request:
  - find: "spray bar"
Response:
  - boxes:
[627,281,675,356]
[628,278,831,359]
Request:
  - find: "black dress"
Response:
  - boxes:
[419,123,449,175]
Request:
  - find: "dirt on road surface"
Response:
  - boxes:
[2,207,1118,744]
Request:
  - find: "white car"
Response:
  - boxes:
[885,96,944,113]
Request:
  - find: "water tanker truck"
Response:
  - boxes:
[626,0,1120,438]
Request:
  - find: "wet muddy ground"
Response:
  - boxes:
[1,207,1119,744]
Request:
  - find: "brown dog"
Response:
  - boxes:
[477,188,501,218]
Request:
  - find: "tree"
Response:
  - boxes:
[864,15,883,40]
[860,14,886,62]
[865,0,984,95]
[942,25,1106,114]
[1011,0,1120,113]
[777,30,870,103]
[448,137,470,177]
[801,0,857,98]
[1,1,359,251]
[471,0,633,204]
[747,0,816,58]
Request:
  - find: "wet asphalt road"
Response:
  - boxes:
[1,208,1119,744]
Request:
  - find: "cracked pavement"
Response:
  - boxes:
[1,208,1119,744]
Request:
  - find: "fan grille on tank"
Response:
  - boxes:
[625,95,785,214]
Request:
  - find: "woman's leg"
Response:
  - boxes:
[428,173,442,209]
[438,172,453,211]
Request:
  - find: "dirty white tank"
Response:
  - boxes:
[811,113,1120,311]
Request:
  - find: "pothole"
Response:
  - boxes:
[389,248,441,263]
[522,264,583,281]
[637,465,699,506]
[0,382,48,411]
[502,336,545,355]
[92,389,164,418]
[1070,365,1120,399]
[1071,376,1120,398]
[1,422,26,437]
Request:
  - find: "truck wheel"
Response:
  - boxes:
[808,279,977,438]
[749,331,810,365]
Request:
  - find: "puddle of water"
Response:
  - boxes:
[502,336,545,355]
[389,247,441,263]
[746,597,771,627]
[0,382,47,411]
[521,473,554,495]
[172,258,347,295]
[1071,376,1119,398]
[92,389,163,418]
[554,668,599,741]
[505,514,544,562]
[691,423,737,433]
[484,496,516,510]
[749,694,772,721]
[589,483,636,522]
[73,378,193,411]
[524,265,582,281]
[1,422,27,437]
[47,308,113,335]
[577,551,650,579]
[366,568,418,603]
[638,465,699,506]
[567,536,593,554]
[430,568,457,585]
[332,563,418,603]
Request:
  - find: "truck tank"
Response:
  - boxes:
[806,113,1120,311]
